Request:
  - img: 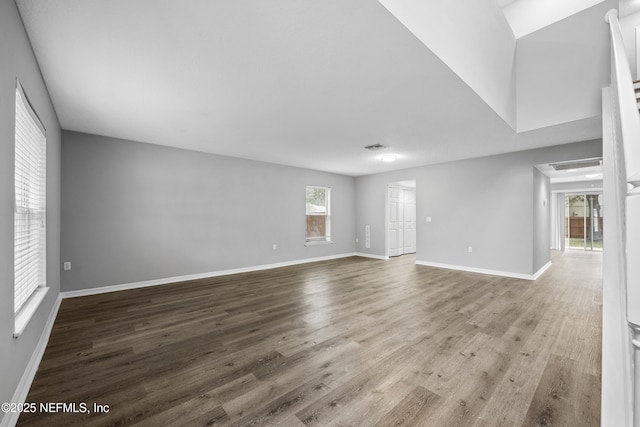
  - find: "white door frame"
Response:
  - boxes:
[387,186,404,257]
[385,182,417,258]
[403,188,417,254]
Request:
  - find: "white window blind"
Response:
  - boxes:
[14,84,46,315]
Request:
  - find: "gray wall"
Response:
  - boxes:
[533,167,551,272]
[355,170,420,257]
[61,131,356,292]
[0,0,61,418]
[355,140,602,276]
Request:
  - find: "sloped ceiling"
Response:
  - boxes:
[377,0,614,133]
[15,0,610,176]
[377,0,518,129]
[516,1,613,132]
[503,0,608,38]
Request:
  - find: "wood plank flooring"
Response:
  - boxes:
[18,250,602,426]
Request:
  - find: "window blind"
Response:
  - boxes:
[14,85,46,315]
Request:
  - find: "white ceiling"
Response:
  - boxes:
[16,0,610,176]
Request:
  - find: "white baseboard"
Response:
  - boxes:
[415,260,551,281]
[2,295,61,427]
[61,253,358,299]
[354,252,389,260]
[532,261,552,280]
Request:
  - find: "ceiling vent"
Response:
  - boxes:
[364,144,387,151]
[550,158,602,171]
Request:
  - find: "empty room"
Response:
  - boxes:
[2,0,639,426]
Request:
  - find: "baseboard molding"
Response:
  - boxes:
[61,253,358,299]
[354,252,389,260]
[415,260,549,281]
[532,261,552,280]
[2,295,61,427]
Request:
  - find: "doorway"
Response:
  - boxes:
[565,193,603,251]
[387,183,416,257]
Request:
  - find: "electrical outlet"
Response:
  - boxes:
[426,217,432,223]
[468,246,473,253]
[63,261,71,271]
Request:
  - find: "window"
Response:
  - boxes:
[14,83,47,336]
[305,186,331,244]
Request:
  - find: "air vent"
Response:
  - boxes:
[364,144,387,151]
[550,158,602,171]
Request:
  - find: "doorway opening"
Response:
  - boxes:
[535,157,603,253]
[387,181,416,257]
[565,193,603,251]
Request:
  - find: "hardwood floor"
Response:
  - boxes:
[18,251,602,426]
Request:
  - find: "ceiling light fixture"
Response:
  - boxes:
[381,154,397,162]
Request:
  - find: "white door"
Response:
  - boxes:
[403,189,416,254]
[388,186,404,256]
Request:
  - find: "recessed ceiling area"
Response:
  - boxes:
[15,0,611,176]
[536,157,603,184]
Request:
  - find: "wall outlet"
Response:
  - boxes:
[63,261,71,271]
[468,246,473,253]
[273,244,277,250]
[426,216,432,223]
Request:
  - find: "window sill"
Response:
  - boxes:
[305,240,333,246]
[14,287,49,338]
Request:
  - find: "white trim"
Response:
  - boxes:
[630,322,640,427]
[304,240,333,246]
[354,252,389,260]
[2,295,61,427]
[415,260,551,281]
[305,185,331,243]
[14,287,49,338]
[531,261,552,280]
[551,187,603,194]
[61,253,357,299]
